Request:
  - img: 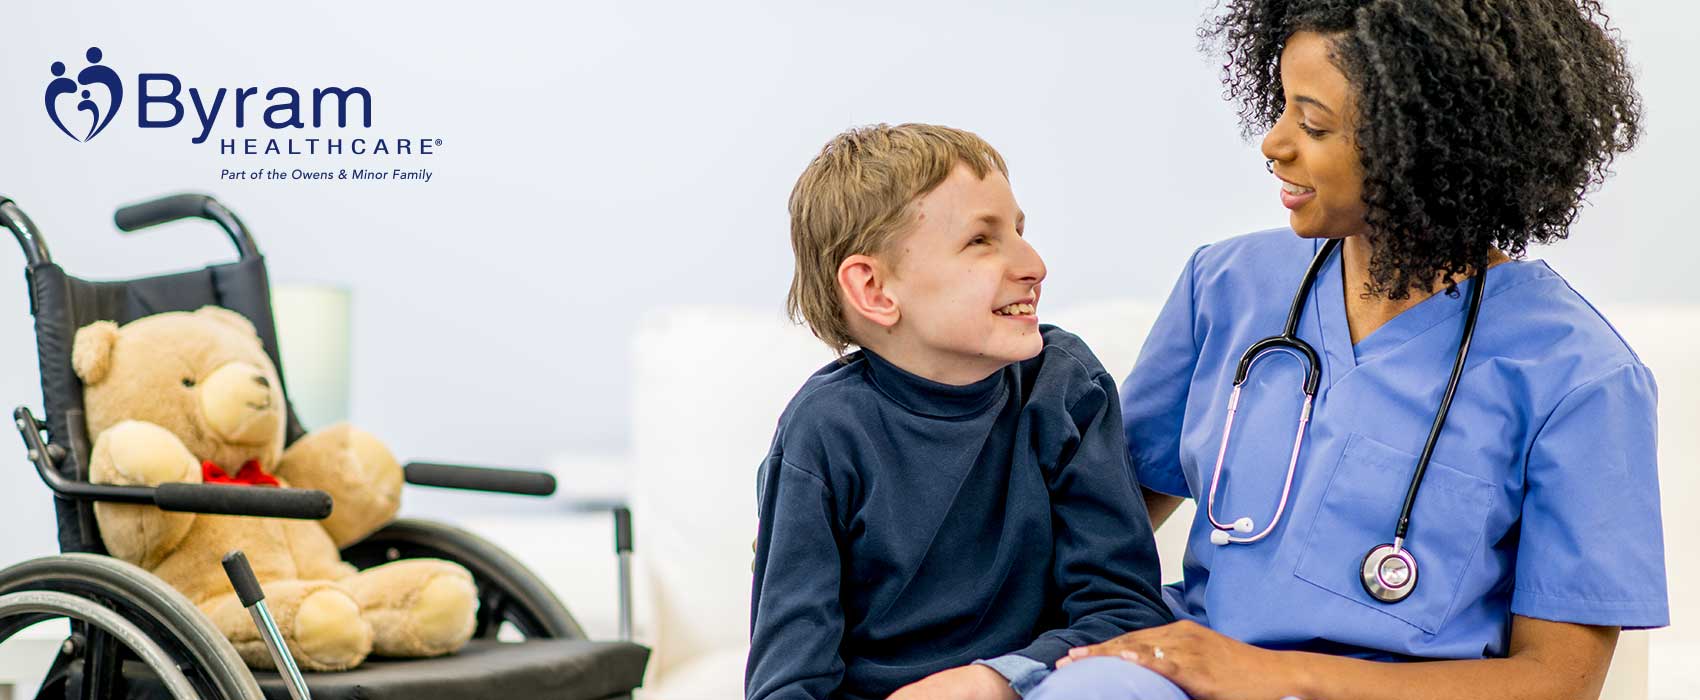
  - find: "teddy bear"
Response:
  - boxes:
[71,305,479,672]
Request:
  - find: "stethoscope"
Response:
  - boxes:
[1204,237,1486,604]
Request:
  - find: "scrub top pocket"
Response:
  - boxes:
[1293,433,1495,634]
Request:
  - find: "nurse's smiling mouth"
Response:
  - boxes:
[1275,173,1317,210]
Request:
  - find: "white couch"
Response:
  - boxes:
[467,299,1694,700]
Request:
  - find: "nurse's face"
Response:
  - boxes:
[881,165,1047,382]
[1261,30,1369,239]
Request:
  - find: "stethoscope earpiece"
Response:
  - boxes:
[1207,518,1261,546]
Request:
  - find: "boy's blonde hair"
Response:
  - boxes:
[786,123,1009,354]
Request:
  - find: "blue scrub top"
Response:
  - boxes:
[1121,229,1668,661]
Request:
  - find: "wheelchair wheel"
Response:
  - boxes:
[0,553,261,700]
[341,518,585,640]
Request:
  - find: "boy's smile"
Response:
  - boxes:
[839,163,1047,386]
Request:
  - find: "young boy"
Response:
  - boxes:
[746,124,1172,700]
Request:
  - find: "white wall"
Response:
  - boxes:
[0,0,1693,568]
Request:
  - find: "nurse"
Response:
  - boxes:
[1029,1,1668,698]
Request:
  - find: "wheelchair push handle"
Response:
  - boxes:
[113,193,261,260]
[1,197,52,266]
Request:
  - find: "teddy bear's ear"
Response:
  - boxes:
[72,321,121,385]
[194,306,259,339]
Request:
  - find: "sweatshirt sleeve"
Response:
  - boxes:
[1012,371,1174,666]
[746,454,848,700]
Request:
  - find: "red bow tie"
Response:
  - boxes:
[201,459,280,487]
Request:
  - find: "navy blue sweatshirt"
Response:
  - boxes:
[747,326,1172,700]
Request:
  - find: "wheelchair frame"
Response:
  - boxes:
[0,194,644,700]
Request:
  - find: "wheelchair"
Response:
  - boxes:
[0,194,649,699]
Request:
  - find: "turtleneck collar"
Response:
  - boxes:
[858,347,1008,419]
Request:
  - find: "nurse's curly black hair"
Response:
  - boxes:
[1202,0,1641,299]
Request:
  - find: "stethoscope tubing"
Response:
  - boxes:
[1207,238,1488,558]
[1205,382,1312,544]
[1394,253,1487,545]
[1205,238,1339,545]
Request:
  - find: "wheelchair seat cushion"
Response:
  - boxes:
[257,639,651,700]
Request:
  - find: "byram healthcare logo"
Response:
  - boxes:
[37,45,437,161]
[45,47,122,142]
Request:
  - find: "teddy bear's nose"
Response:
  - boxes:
[200,362,283,445]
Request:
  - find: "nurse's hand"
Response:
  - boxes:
[886,664,1018,700]
[1056,620,1300,700]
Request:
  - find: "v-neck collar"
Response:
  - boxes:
[1310,239,1552,382]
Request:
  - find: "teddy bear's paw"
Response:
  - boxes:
[291,589,373,671]
[99,421,199,487]
[276,424,402,547]
[337,427,403,512]
[284,424,401,482]
[409,574,478,653]
[365,570,477,658]
[336,558,477,658]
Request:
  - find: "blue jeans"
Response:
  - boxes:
[1025,657,1189,700]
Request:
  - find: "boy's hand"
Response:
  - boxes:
[887,664,1017,700]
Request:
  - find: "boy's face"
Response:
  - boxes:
[879,164,1047,382]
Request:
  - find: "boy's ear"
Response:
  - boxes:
[837,254,901,329]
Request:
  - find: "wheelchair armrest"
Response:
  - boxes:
[403,462,558,496]
[15,405,329,520]
[155,483,332,519]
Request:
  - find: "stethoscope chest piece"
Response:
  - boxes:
[1361,543,1419,603]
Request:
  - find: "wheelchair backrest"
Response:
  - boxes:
[25,256,307,554]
